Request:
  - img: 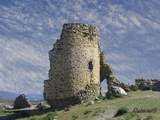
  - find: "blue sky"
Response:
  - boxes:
[0,0,160,96]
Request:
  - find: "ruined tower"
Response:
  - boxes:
[44,23,100,108]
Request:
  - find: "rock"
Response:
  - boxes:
[0,104,4,110]
[64,107,70,112]
[152,81,160,91]
[135,79,152,90]
[36,102,50,110]
[0,104,12,110]
[119,83,130,92]
[100,51,121,95]
[13,94,32,109]
[90,101,95,105]
[110,86,127,97]
[135,79,160,91]
[89,101,95,105]
[4,104,13,110]
[94,97,100,101]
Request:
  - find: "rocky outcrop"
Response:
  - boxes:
[0,104,12,110]
[44,23,100,109]
[119,83,130,92]
[44,23,123,109]
[110,86,127,97]
[13,94,31,109]
[100,51,121,94]
[36,102,50,110]
[152,81,160,91]
[135,79,160,91]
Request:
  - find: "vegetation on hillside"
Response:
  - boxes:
[1,91,160,120]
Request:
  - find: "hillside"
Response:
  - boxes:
[3,90,158,120]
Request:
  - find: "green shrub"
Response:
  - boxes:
[105,92,120,100]
[72,115,78,120]
[124,112,141,120]
[130,85,138,91]
[143,116,153,120]
[114,107,129,117]
[84,110,92,115]
[45,112,57,120]
[0,110,13,115]
[97,95,106,100]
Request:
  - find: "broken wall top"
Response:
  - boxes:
[59,23,100,47]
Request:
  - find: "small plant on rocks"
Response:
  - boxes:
[114,107,129,117]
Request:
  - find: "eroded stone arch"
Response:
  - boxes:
[100,51,120,95]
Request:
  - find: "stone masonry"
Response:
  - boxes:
[100,51,121,94]
[44,23,100,108]
[44,23,121,109]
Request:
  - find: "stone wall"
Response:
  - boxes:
[44,23,100,108]
[100,51,121,94]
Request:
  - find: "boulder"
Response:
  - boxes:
[13,94,32,109]
[36,102,50,110]
[119,83,130,92]
[110,86,127,97]
[4,104,13,110]
[0,104,12,110]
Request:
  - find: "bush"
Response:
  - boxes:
[138,83,152,91]
[72,115,78,120]
[45,112,57,120]
[114,107,129,117]
[97,95,106,100]
[105,92,120,100]
[143,116,153,120]
[124,112,141,120]
[84,110,92,115]
[130,85,138,91]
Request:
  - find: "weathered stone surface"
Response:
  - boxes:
[36,102,50,110]
[100,51,121,94]
[110,86,127,97]
[44,23,100,109]
[119,83,130,92]
[152,81,160,91]
[135,79,160,91]
[135,79,152,90]
[0,104,12,110]
[13,94,31,109]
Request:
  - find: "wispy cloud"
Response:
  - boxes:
[0,0,160,95]
[0,37,49,94]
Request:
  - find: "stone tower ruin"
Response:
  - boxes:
[44,23,100,108]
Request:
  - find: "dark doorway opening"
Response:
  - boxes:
[88,61,93,72]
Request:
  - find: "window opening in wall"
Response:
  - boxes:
[88,60,93,72]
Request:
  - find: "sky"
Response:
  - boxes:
[0,0,160,96]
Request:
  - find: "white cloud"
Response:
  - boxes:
[107,52,130,62]
[0,0,160,96]
[48,18,54,28]
[130,15,141,27]
[0,39,48,67]
[112,63,134,73]
[0,38,49,94]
